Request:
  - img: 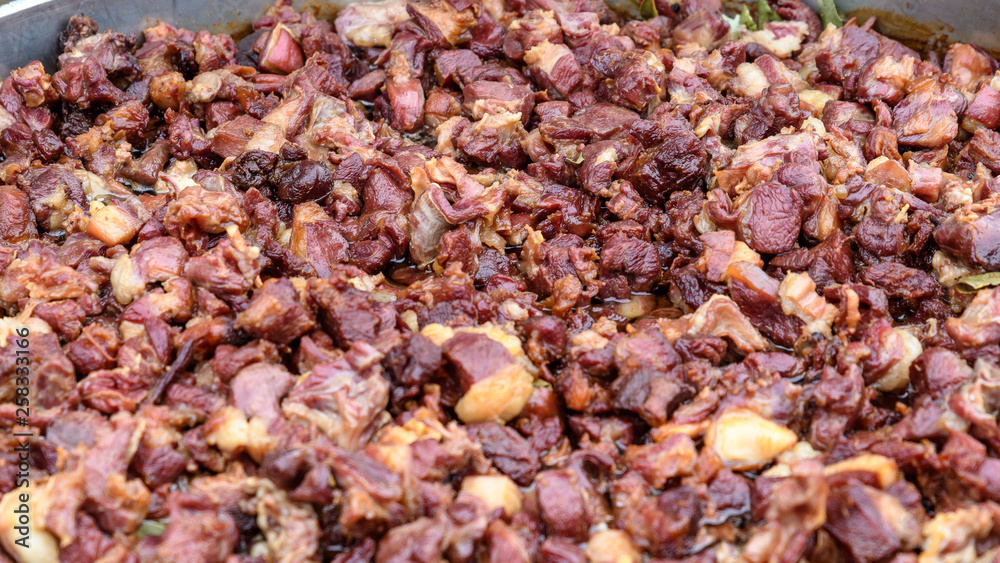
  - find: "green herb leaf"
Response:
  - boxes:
[638,0,658,19]
[721,13,742,38]
[740,5,757,31]
[757,0,782,26]
[956,272,1000,293]
[818,0,844,28]
[565,155,585,165]
[137,520,167,538]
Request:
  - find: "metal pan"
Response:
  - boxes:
[802,0,1000,57]
[0,0,338,74]
[0,0,992,74]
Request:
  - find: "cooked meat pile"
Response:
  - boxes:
[4,0,1000,560]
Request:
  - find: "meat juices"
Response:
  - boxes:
[1,0,1000,561]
